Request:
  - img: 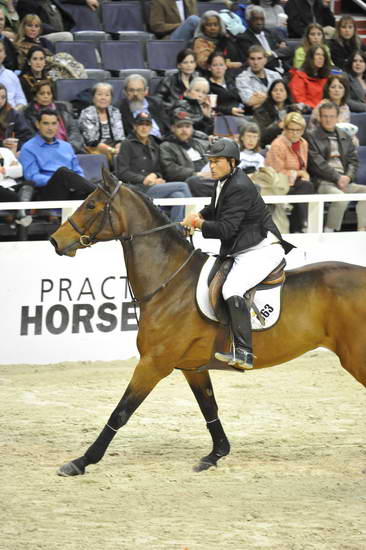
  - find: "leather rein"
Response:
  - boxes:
[65,181,199,305]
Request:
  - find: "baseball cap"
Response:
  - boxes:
[172,110,193,126]
[134,112,152,125]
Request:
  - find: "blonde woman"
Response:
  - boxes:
[15,14,55,67]
[265,112,314,233]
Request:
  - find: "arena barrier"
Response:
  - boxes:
[1,195,366,365]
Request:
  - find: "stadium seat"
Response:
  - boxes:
[197,2,226,16]
[102,2,145,33]
[65,4,103,31]
[55,41,99,69]
[350,112,366,146]
[73,30,111,43]
[104,79,126,105]
[77,154,109,185]
[149,76,163,95]
[146,40,187,71]
[100,41,145,72]
[214,115,246,137]
[357,146,366,186]
[55,79,96,103]
[118,68,156,81]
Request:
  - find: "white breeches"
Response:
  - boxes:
[222,235,285,301]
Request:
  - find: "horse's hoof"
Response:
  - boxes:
[57,460,85,477]
[193,459,217,473]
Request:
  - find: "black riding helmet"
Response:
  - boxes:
[207,138,240,162]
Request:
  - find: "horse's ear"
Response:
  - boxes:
[101,165,115,193]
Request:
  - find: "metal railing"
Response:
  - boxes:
[1,193,366,236]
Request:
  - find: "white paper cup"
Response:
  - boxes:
[208,94,218,108]
[278,13,288,25]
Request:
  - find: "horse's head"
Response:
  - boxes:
[50,168,126,257]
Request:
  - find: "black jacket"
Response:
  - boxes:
[209,72,242,116]
[199,167,291,256]
[119,96,171,139]
[236,28,291,72]
[155,71,197,111]
[284,0,335,39]
[1,35,18,71]
[115,133,162,191]
[307,126,359,187]
[173,97,214,136]
[329,39,366,71]
[160,134,208,181]
[24,101,85,153]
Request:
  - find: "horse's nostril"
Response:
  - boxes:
[49,237,63,255]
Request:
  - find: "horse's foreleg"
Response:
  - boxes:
[57,358,170,477]
[183,370,230,472]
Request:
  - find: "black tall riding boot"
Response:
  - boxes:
[215,295,254,370]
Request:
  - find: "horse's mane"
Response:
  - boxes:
[124,184,195,253]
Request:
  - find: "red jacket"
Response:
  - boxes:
[289,69,328,109]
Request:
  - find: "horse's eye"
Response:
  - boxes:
[86,201,95,210]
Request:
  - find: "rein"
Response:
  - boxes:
[65,180,199,306]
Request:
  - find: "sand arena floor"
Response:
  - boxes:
[1,351,365,550]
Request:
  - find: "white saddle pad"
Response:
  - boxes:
[196,256,283,331]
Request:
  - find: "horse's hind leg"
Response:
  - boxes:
[58,358,171,476]
[183,370,230,472]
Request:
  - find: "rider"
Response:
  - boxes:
[182,138,293,370]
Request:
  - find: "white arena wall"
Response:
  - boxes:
[1,231,366,365]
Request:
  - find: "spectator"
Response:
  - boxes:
[19,46,50,102]
[0,41,27,109]
[237,123,265,174]
[0,145,34,231]
[0,83,32,152]
[344,50,366,113]
[79,82,124,163]
[293,23,333,69]
[115,112,192,223]
[160,109,215,197]
[119,74,170,139]
[235,45,281,112]
[174,76,214,136]
[19,109,94,202]
[265,112,314,233]
[155,48,198,111]
[253,78,296,147]
[307,101,366,232]
[24,80,85,154]
[15,14,55,68]
[284,0,335,39]
[329,15,366,72]
[0,7,18,70]
[288,44,331,111]
[207,51,245,117]
[251,0,288,37]
[149,0,200,40]
[308,75,351,132]
[192,11,243,72]
[237,5,291,72]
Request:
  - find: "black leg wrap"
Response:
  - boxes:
[84,424,118,465]
[194,419,230,472]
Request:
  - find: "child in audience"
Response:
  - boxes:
[238,123,264,174]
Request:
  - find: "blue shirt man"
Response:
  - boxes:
[19,109,94,200]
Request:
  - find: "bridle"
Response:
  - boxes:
[61,181,200,305]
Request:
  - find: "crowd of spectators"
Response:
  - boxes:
[1,0,366,240]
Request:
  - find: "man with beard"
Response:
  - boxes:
[160,110,215,197]
[116,111,191,223]
[119,75,170,139]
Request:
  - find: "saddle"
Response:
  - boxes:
[208,256,286,325]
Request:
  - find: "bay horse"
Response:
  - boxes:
[50,170,366,477]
